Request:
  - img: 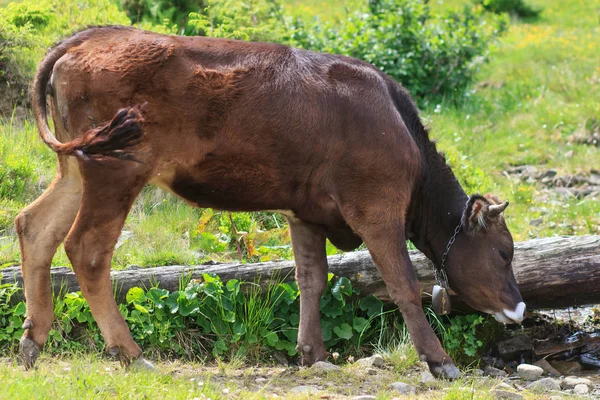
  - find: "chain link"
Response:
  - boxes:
[434,222,462,289]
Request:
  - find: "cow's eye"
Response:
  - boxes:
[499,249,510,263]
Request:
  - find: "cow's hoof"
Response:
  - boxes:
[130,356,155,372]
[430,362,461,380]
[20,337,41,370]
[297,343,328,366]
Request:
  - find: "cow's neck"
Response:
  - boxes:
[406,143,468,267]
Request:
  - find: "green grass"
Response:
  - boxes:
[425,0,600,241]
[1,0,599,267]
[0,354,585,400]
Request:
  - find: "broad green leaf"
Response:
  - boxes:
[265,332,279,346]
[333,323,353,340]
[126,287,145,304]
[352,317,370,333]
[331,277,353,301]
[359,296,383,317]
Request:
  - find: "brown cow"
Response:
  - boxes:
[17,26,525,378]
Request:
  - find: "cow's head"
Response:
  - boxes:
[446,194,525,324]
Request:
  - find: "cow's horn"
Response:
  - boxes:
[488,201,509,218]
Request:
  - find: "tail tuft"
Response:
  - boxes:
[62,106,145,162]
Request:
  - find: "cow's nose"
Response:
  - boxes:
[494,302,526,324]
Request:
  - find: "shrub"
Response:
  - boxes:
[474,0,541,19]
[0,0,130,83]
[119,0,204,29]
[186,0,286,41]
[0,273,399,361]
[289,0,507,104]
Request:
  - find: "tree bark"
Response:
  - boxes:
[1,236,599,310]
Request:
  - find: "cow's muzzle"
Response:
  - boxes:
[492,302,526,324]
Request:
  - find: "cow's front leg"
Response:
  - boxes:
[288,217,329,365]
[351,219,460,379]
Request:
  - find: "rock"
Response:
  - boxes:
[529,218,543,226]
[354,355,384,369]
[484,366,508,377]
[525,377,561,392]
[255,377,268,383]
[366,367,377,375]
[420,371,436,383]
[574,384,589,395]
[311,361,341,373]
[496,336,533,361]
[516,364,543,381]
[290,385,320,394]
[580,352,600,368]
[473,369,485,377]
[550,360,582,375]
[562,376,592,389]
[352,396,377,400]
[533,358,561,377]
[496,382,516,392]
[391,382,416,395]
[491,389,523,400]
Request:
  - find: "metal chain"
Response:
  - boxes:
[434,222,462,289]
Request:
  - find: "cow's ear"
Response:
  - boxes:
[462,194,509,234]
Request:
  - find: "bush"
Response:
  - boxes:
[119,0,204,29]
[0,273,398,361]
[474,0,541,19]
[289,0,507,104]
[0,0,130,83]
[186,0,286,41]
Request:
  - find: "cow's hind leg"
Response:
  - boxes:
[344,206,461,379]
[288,218,329,364]
[64,161,152,369]
[16,158,82,368]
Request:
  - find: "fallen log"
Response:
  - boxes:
[1,236,599,310]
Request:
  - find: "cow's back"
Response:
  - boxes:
[49,26,421,240]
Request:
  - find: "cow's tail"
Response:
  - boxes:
[32,28,145,162]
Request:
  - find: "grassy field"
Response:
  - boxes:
[0,0,598,398]
[0,0,598,269]
[0,354,583,400]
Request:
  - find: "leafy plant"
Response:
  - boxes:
[289,0,508,104]
[186,0,286,41]
[0,272,410,362]
[442,314,487,365]
[0,280,25,346]
[474,0,541,19]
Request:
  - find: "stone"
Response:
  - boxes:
[352,396,377,400]
[550,360,582,375]
[290,385,320,394]
[484,366,508,377]
[533,358,561,377]
[420,370,436,383]
[354,355,384,369]
[491,389,523,400]
[391,382,416,395]
[311,361,341,373]
[574,384,589,395]
[516,364,543,381]
[496,382,515,391]
[525,377,561,392]
[562,376,592,389]
[529,218,543,227]
[473,369,485,377]
[496,336,533,361]
[580,352,600,368]
[366,367,377,375]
